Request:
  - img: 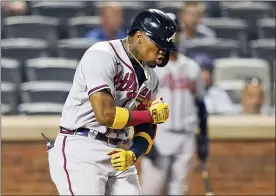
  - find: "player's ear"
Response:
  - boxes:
[136,31,142,44]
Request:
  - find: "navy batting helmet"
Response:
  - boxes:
[166,13,180,32]
[128,9,178,53]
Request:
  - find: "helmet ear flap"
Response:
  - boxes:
[157,51,170,67]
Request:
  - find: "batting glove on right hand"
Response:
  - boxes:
[148,102,170,124]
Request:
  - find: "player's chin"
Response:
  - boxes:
[146,58,164,68]
[148,64,157,68]
[156,58,165,67]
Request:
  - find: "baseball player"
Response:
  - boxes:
[47,9,177,195]
[141,13,209,195]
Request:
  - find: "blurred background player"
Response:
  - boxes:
[191,52,235,115]
[84,2,126,41]
[141,13,209,195]
[178,1,216,53]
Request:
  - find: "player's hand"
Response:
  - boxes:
[107,149,137,171]
[148,100,170,124]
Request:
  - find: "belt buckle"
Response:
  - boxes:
[107,137,115,146]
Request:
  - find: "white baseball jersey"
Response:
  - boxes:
[154,53,205,132]
[153,53,204,156]
[60,39,159,136]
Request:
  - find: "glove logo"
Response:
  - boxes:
[151,109,158,123]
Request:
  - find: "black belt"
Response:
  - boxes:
[60,127,125,146]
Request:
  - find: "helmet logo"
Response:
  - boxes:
[166,32,176,42]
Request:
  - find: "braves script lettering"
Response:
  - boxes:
[114,71,137,98]
[114,71,152,109]
[160,73,196,93]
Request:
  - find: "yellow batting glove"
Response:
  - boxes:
[148,102,170,124]
[107,149,137,171]
[151,97,164,105]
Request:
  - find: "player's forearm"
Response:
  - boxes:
[108,107,153,129]
[129,124,156,158]
[90,90,117,127]
[96,106,155,129]
[96,107,116,127]
[129,137,150,158]
[108,101,169,129]
[91,90,169,129]
[128,110,153,126]
[90,91,153,128]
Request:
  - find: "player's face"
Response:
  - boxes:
[140,34,167,68]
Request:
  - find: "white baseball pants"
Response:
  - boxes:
[141,131,195,195]
[48,133,142,195]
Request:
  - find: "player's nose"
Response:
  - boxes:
[159,49,166,55]
[157,50,166,59]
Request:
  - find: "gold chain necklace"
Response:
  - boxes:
[126,36,150,80]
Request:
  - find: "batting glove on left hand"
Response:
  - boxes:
[107,149,137,171]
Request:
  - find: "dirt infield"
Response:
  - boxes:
[1,140,275,195]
